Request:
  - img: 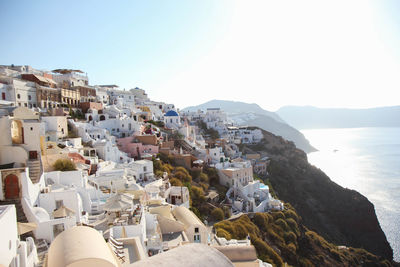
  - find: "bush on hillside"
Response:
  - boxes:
[53,159,76,171]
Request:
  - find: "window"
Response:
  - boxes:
[28,95,31,100]
[24,103,27,107]
[1,92,5,100]
[30,127,33,131]
[55,200,64,209]
[144,166,147,172]
[194,227,199,233]
[194,234,201,243]
[18,103,21,106]
[17,94,21,99]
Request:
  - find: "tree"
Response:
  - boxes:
[211,207,224,221]
[190,186,205,207]
[170,178,183,186]
[53,159,76,171]
[174,171,192,183]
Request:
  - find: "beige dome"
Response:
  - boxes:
[47,226,118,267]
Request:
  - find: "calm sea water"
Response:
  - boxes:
[302,127,400,261]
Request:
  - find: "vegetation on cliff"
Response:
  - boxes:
[215,205,392,267]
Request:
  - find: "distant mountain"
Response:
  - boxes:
[183,100,316,153]
[277,105,400,129]
[184,99,285,123]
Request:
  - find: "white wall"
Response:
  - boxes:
[21,197,76,243]
[38,189,83,223]
[0,205,18,266]
[44,171,84,188]
[21,170,43,206]
[42,116,68,139]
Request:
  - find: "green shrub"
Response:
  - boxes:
[253,213,269,231]
[155,170,164,178]
[275,218,289,231]
[174,171,192,183]
[190,186,205,206]
[284,209,299,222]
[211,207,224,221]
[271,211,285,220]
[216,228,231,240]
[175,166,190,176]
[53,159,76,171]
[199,172,209,183]
[286,218,299,233]
[284,231,297,244]
[287,242,297,253]
[170,178,183,186]
[252,238,284,267]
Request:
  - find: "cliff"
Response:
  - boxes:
[240,129,393,261]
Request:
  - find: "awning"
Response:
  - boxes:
[53,205,75,218]
[17,222,37,235]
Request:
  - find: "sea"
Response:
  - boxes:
[301,127,400,261]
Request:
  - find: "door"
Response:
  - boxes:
[4,174,19,199]
[53,223,65,238]
[29,151,38,160]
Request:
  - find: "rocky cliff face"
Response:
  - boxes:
[241,129,393,261]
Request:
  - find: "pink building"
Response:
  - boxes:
[117,136,159,159]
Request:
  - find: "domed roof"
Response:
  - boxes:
[164,110,179,117]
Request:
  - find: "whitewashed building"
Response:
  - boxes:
[0,205,39,267]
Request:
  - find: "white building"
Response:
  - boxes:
[227,126,263,144]
[0,76,38,109]
[52,71,89,88]
[163,110,181,129]
[127,160,155,183]
[203,108,228,136]
[216,160,283,213]
[164,186,190,208]
[41,116,68,142]
[0,205,39,267]
[129,87,149,105]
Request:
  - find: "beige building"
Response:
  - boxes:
[61,88,81,107]
[172,206,208,244]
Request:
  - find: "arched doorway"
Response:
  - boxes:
[88,115,93,121]
[99,115,105,121]
[11,120,24,144]
[4,174,19,199]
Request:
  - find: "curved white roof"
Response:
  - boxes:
[172,206,204,229]
[47,226,118,267]
[130,243,234,267]
[33,207,50,222]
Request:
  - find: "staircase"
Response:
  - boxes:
[27,158,41,183]
[174,139,194,153]
[0,199,34,240]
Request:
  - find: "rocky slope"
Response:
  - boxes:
[240,129,393,261]
[183,100,316,153]
[215,208,393,267]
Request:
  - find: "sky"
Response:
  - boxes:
[0,0,399,111]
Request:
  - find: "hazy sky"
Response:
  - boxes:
[1,0,399,111]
